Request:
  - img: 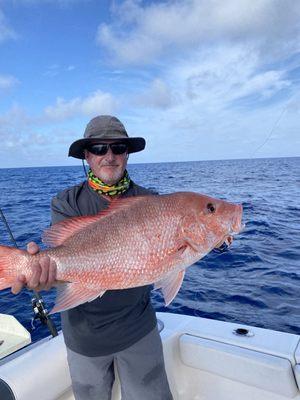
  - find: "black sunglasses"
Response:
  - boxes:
[87,143,128,156]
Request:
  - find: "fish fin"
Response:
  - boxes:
[161,270,185,306]
[154,241,189,306]
[42,215,102,247]
[43,196,152,247]
[155,270,185,306]
[181,214,203,252]
[0,245,26,290]
[153,242,188,293]
[94,195,151,218]
[49,283,105,314]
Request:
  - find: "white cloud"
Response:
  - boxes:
[0,104,39,152]
[43,64,60,77]
[0,89,118,152]
[184,49,291,108]
[0,104,32,128]
[44,90,118,121]
[119,39,299,162]
[43,64,76,76]
[0,8,16,43]
[135,79,175,109]
[130,45,292,114]
[0,74,19,90]
[97,0,300,65]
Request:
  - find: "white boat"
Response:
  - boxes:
[0,311,299,400]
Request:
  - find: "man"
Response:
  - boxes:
[12,115,173,400]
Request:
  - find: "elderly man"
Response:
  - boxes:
[13,116,173,400]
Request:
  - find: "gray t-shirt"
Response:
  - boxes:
[51,180,157,356]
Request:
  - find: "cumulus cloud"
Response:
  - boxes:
[0,105,72,167]
[130,45,292,114]
[0,89,118,152]
[122,37,298,162]
[97,0,300,65]
[135,79,175,109]
[44,90,118,121]
[177,46,292,109]
[0,74,19,90]
[0,104,32,128]
[0,104,39,152]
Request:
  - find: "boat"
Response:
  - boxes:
[0,311,299,400]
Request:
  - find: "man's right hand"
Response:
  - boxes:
[11,242,57,294]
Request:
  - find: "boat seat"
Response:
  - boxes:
[179,333,299,398]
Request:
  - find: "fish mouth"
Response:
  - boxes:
[215,204,245,250]
[230,204,244,235]
[215,234,234,249]
[214,227,244,250]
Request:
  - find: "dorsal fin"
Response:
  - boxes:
[43,195,151,247]
[42,214,101,247]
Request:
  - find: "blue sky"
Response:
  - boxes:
[0,0,300,168]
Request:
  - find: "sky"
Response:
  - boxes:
[0,0,300,168]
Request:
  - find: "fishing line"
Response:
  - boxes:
[231,97,292,189]
[0,206,58,338]
[250,89,299,160]
[250,104,288,159]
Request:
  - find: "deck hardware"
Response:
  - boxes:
[233,328,254,337]
[0,340,3,346]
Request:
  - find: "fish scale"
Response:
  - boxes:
[0,192,243,313]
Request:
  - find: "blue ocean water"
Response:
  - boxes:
[0,157,299,342]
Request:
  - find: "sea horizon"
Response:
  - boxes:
[1,155,299,170]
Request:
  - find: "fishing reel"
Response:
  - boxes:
[31,293,58,337]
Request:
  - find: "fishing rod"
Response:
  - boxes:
[0,207,58,338]
[82,159,88,177]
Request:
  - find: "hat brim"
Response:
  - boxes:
[68,137,146,159]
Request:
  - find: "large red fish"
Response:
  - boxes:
[0,192,243,313]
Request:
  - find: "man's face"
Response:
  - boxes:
[85,140,128,186]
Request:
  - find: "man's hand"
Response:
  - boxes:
[11,242,57,294]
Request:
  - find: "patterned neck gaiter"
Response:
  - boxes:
[88,169,131,196]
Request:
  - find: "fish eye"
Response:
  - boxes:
[207,203,216,213]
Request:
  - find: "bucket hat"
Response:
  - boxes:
[68,115,146,159]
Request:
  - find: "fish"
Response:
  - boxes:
[0,192,243,314]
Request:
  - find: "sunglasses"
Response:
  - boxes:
[87,143,128,156]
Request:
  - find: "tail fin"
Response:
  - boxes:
[0,245,26,291]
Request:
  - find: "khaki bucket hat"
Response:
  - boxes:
[68,115,146,159]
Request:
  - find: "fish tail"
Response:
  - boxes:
[0,245,26,290]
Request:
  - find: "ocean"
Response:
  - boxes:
[0,157,299,342]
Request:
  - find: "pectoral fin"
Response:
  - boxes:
[50,283,105,314]
[154,270,185,306]
[181,213,203,252]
